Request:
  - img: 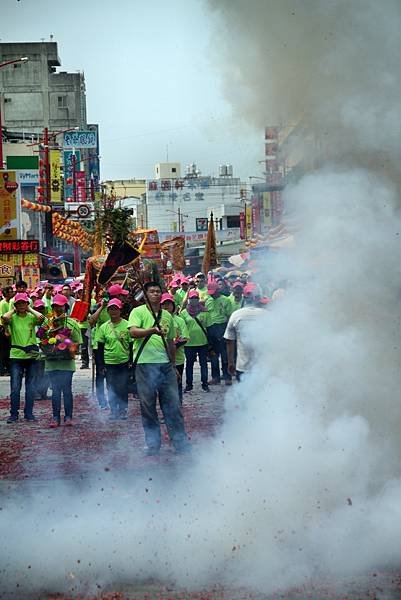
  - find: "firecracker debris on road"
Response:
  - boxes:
[1,364,401,600]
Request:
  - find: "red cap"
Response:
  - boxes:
[107,298,123,309]
[161,292,175,305]
[51,293,69,306]
[33,299,45,309]
[14,292,30,304]
[188,290,199,299]
[243,282,260,297]
[108,284,129,296]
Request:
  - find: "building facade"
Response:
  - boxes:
[146,162,245,236]
[0,41,87,134]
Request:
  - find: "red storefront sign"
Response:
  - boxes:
[239,212,246,239]
[76,171,86,202]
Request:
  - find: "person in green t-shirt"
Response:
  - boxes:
[0,285,14,376]
[180,289,210,393]
[228,281,245,315]
[97,299,132,420]
[160,292,189,404]
[205,281,232,385]
[128,281,190,456]
[2,292,45,423]
[44,294,83,428]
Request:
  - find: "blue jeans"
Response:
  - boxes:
[184,345,208,386]
[136,363,188,451]
[105,362,129,415]
[93,348,106,407]
[207,322,230,381]
[48,370,74,420]
[9,359,36,418]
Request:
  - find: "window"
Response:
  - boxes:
[13,63,22,69]
[57,96,67,108]
[172,167,177,173]
[4,98,12,103]
[226,215,240,228]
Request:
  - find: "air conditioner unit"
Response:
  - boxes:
[63,202,95,220]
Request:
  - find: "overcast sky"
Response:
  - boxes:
[1,0,263,182]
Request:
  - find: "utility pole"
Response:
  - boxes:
[43,127,53,250]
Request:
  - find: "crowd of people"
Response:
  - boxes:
[0,270,274,455]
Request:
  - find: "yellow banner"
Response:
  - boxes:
[245,204,253,238]
[0,171,18,240]
[262,192,272,226]
[20,266,41,289]
[49,150,61,203]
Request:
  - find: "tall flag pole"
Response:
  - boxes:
[202,211,218,275]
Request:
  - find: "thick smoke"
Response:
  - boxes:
[206,0,401,187]
[1,1,401,598]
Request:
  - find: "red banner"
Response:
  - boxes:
[76,171,86,202]
[239,212,245,239]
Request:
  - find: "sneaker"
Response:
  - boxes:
[184,385,193,392]
[201,383,210,392]
[208,379,221,385]
[49,418,60,428]
[64,417,73,427]
[225,379,233,386]
[24,415,37,422]
[6,415,18,424]
[144,446,160,457]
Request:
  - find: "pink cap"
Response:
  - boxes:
[14,292,30,303]
[54,284,63,293]
[258,296,271,305]
[232,280,244,289]
[33,299,45,309]
[161,292,175,305]
[30,291,39,298]
[243,282,260,297]
[51,293,69,306]
[180,277,190,284]
[207,282,218,295]
[108,283,129,296]
[188,290,199,299]
[107,298,123,309]
[169,281,179,289]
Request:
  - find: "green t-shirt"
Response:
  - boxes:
[97,318,131,364]
[0,298,10,316]
[91,307,109,349]
[196,286,209,302]
[42,296,54,315]
[228,294,244,315]
[173,314,188,365]
[204,295,231,325]
[127,304,175,364]
[180,309,209,347]
[9,313,40,359]
[173,290,184,307]
[44,317,83,372]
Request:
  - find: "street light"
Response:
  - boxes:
[0,57,29,168]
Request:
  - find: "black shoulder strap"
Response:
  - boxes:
[132,309,162,369]
[192,314,209,339]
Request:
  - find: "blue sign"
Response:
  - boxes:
[63,150,81,200]
[63,130,97,149]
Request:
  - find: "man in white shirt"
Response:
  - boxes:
[224,283,269,381]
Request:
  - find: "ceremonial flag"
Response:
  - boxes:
[160,236,185,270]
[98,240,141,286]
[202,212,218,275]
